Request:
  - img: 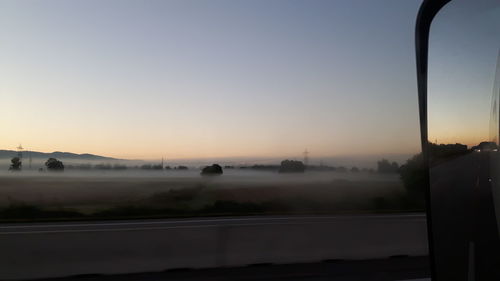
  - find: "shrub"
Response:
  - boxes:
[45,158,64,171]
[201,164,223,175]
[279,160,305,173]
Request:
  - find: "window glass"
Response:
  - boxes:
[0,0,423,221]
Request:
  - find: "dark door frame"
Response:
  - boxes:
[415,1,451,280]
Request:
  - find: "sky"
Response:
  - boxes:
[0,0,423,160]
[428,0,500,147]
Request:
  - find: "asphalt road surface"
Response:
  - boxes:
[35,257,431,281]
[430,152,500,280]
[0,214,428,280]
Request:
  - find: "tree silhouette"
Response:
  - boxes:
[45,158,64,171]
[9,157,22,171]
[399,142,471,201]
[399,154,425,198]
[377,159,399,173]
[201,164,223,175]
[279,160,305,173]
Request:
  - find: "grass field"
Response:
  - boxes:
[0,170,420,221]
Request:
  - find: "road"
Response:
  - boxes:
[430,152,500,280]
[34,257,431,281]
[0,214,428,280]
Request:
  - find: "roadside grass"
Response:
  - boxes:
[0,174,425,222]
[0,195,424,223]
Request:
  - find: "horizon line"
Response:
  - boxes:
[0,148,419,162]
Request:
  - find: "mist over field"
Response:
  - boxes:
[0,169,406,217]
[0,146,422,222]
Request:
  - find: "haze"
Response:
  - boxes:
[0,0,422,160]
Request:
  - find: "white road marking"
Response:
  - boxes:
[468,241,475,281]
[0,219,426,235]
[0,214,425,230]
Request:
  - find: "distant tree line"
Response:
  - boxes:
[397,141,477,208]
[279,160,305,173]
[377,159,399,174]
[236,163,375,173]
[7,157,193,172]
[64,164,190,171]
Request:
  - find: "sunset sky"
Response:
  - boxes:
[0,0,423,160]
[428,0,500,147]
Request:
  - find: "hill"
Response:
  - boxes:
[0,150,117,161]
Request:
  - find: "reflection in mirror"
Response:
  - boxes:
[428,0,500,280]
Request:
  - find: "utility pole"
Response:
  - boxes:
[16,144,23,160]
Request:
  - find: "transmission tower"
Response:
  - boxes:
[303,149,309,166]
[16,144,23,160]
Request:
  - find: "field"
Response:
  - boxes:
[0,170,419,221]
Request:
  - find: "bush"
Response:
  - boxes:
[428,142,470,165]
[94,164,112,170]
[0,205,83,220]
[140,164,152,170]
[399,154,425,205]
[201,164,223,175]
[279,160,305,173]
[377,159,399,173]
[9,157,22,171]
[45,158,64,171]
[112,164,127,170]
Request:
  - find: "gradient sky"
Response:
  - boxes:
[0,0,423,160]
[428,0,500,147]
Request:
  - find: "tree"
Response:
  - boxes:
[428,142,470,164]
[398,142,471,204]
[336,166,347,172]
[112,164,127,170]
[151,164,163,170]
[399,154,425,198]
[140,164,152,170]
[278,160,305,173]
[45,158,64,171]
[377,159,399,173]
[9,157,22,171]
[201,164,223,175]
[94,164,111,170]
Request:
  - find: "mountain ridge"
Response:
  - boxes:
[0,150,117,161]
